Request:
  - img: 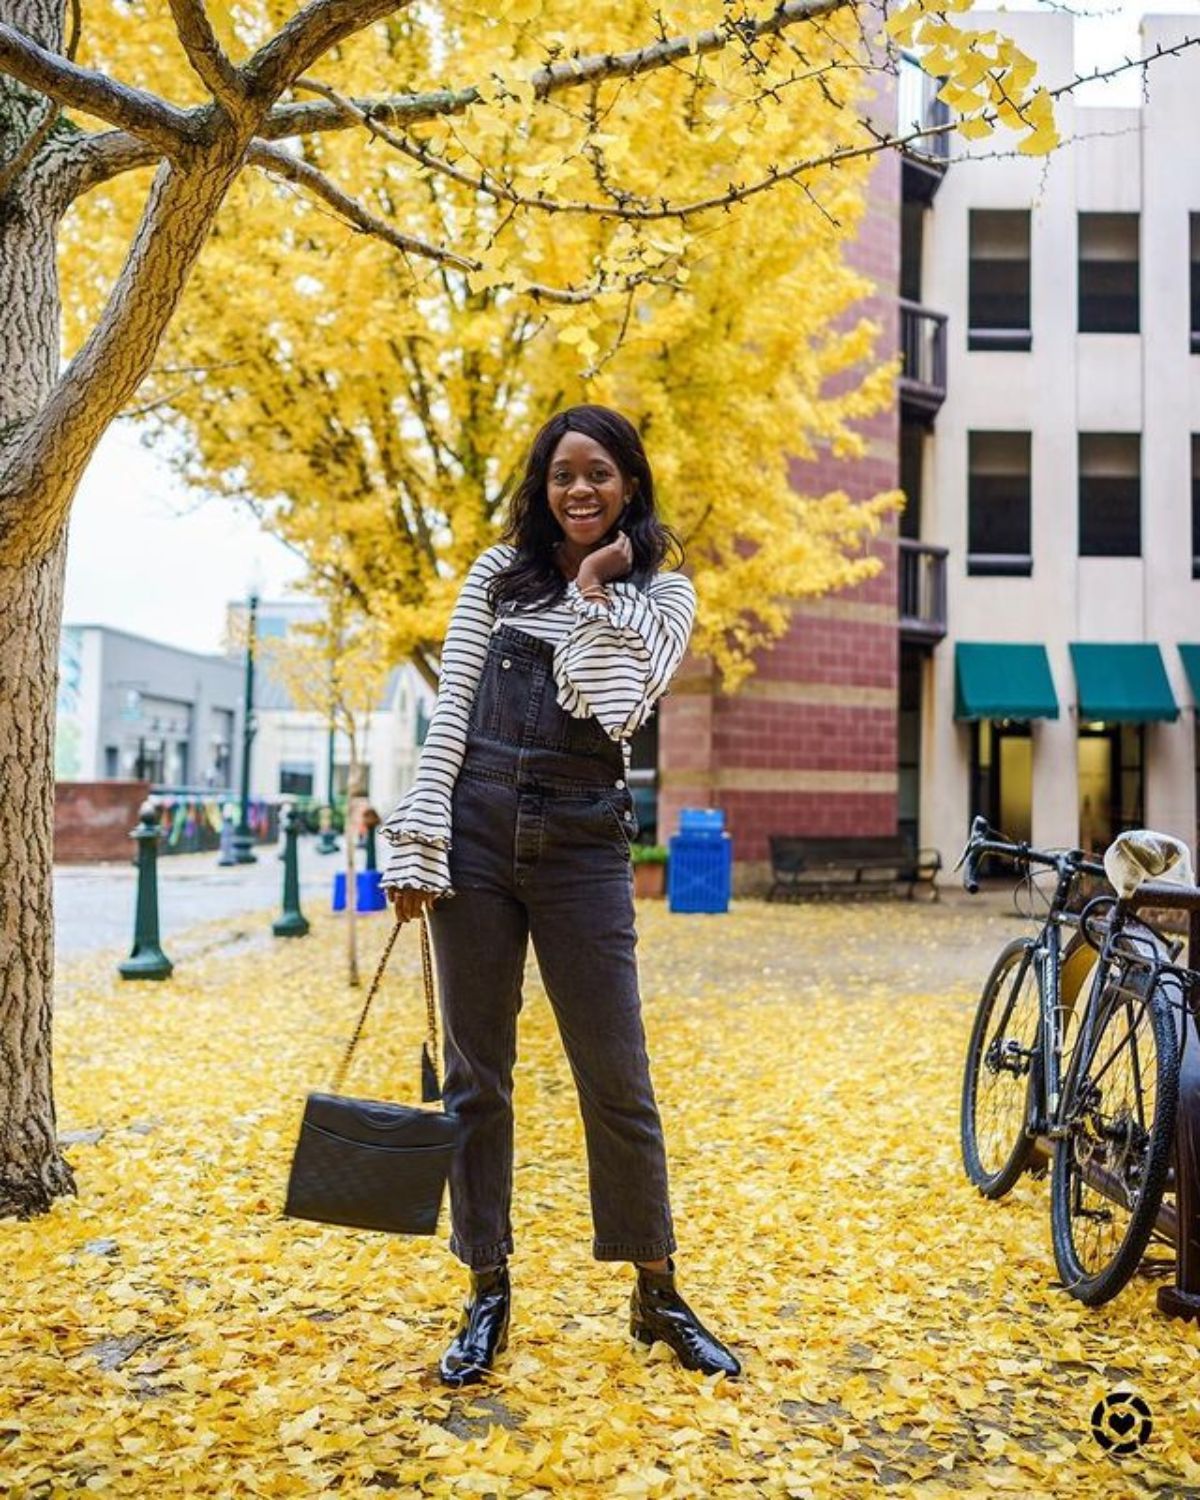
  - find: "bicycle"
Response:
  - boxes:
[958,816,1186,1305]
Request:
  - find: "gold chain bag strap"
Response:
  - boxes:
[332,911,441,1101]
[283,910,462,1236]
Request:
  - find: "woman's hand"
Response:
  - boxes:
[388,885,438,923]
[576,530,633,593]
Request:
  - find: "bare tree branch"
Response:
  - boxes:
[246,140,680,305]
[289,71,883,225]
[260,0,851,138]
[166,0,244,113]
[242,0,408,103]
[0,21,198,155]
[48,128,161,209]
[246,141,478,272]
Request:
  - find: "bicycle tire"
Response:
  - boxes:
[961,937,1040,1198]
[1049,976,1179,1307]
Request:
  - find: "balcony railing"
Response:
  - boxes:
[899,53,951,203]
[898,539,948,645]
[899,300,948,421]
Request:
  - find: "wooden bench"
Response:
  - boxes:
[767,836,942,902]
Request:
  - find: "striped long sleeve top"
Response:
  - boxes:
[379,543,696,896]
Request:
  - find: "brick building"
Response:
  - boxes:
[656,67,914,891]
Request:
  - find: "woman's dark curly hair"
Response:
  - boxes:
[487,404,683,614]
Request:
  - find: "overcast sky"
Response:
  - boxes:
[62,3,1200,657]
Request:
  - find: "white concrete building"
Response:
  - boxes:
[900,14,1200,866]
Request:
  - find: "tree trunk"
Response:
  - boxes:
[0,0,76,1217]
[0,0,249,1215]
[0,537,76,1216]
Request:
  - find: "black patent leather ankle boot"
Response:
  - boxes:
[630,1256,741,1377]
[439,1261,510,1387]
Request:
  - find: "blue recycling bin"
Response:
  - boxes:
[667,807,732,914]
[332,869,388,913]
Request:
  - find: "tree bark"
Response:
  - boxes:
[0,0,76,1217]
[0,2,249,1216]
[0,535,75,1216]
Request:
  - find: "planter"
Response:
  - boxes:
[633,860,666,899]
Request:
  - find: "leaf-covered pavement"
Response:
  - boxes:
[4,899,1199,1497]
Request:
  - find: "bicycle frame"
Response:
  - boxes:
[974,847,1105,1145]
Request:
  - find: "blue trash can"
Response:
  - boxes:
[667,807,732,914]
[332,869,389,913]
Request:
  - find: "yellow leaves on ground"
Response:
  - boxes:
[7,898,1199,1495]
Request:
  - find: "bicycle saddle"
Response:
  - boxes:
[1103,829,1195,898]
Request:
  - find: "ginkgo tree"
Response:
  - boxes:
[0,0,1151,1219]
[64,3,907,695]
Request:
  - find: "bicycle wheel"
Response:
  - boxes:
[961,938,1041,1198]
[1050,972,1179,1306]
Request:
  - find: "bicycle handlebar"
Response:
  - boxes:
[956,817,1107,895]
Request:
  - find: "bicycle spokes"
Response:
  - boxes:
[1051,982,1177,1303]
[961,941,1041,1197]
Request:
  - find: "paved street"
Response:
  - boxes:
[53,835,366,959]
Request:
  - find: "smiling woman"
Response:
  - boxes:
[378,403,740,1388]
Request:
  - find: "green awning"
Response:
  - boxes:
[1180,645,1200,706]
[954,643,1059,721]
[1069,643,1178,723]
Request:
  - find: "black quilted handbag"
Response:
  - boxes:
[284,912,461,1235]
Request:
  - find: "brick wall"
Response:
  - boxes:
[659,109,901,890]
[55,781,152,863]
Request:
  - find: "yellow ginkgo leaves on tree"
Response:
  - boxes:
[62,1,903,691]
[885,2,1062,156]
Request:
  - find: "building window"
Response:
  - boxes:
[104,745,119,779]
[968,210,1031,351]
[967,431,1032,576]
[1078,213,1139,333]
[1079,433,1141,557]
[1191,214,1200,354]
[134,737,165,784]
[279,761,315,797]
[1193,435,1200,579]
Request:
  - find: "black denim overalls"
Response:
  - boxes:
[427,623,677,1269]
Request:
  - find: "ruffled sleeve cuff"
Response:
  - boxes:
[378,785,452,851]
[379,838,454,898]
[377,786,455,895]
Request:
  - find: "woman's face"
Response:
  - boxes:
[546,431,634,556]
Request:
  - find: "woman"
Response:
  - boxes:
[380,404,740,1386]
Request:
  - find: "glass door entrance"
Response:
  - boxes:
[1077,723,1144,852]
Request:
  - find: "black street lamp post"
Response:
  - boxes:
[232,591,259,865]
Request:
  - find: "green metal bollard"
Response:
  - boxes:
[118,799,174,981]
[272,802,310,938]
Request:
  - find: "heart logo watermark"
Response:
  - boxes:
[1091,1391,1153,1456]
